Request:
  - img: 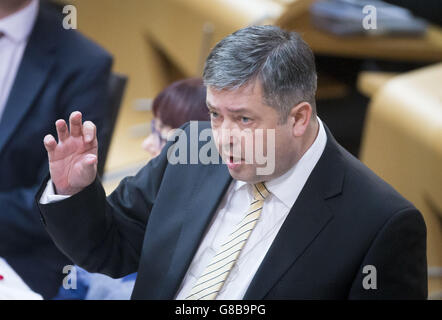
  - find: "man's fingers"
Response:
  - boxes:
[55,119,69,142]
[69,111,83,137]
[82,121,96,144]
[43,134,57,160]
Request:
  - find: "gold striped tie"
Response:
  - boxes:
[185,182,270,300]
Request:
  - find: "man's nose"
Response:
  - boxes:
[219,120,240,145]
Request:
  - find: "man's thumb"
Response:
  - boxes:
[83,154,97,166]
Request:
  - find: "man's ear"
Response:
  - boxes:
[289,102,313,137]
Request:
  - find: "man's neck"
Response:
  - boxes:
[0,0,32,19]
[299,116,320,160]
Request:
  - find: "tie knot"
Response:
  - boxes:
[252,182,270,201]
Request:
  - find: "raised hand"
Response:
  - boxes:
[43,111,98,195]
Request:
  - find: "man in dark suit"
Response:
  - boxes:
[36,25,427,299]
[0,0,112,298]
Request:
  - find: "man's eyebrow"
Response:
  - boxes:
[227,108,250,113]
[206,101,215,109]
[206,101,252,114]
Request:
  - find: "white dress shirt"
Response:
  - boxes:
[40,117,327,299]
[0,0,39,122]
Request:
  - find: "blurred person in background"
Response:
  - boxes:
[0,0,112,298]
[142,77,209,157]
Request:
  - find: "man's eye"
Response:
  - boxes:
[241,117,251,123]
[209,111,219,118]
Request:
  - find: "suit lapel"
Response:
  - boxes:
[0,7,56,153]
[244,126,345,299]
[158,162,232,299]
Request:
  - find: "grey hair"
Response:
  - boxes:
[203,25,317,122]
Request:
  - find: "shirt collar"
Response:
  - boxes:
[0,0,39,43]
[234,116,327,208]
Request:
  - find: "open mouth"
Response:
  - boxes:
[226,155,243,163]
[225,154,244,170]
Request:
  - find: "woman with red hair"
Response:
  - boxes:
[143,77,209,157]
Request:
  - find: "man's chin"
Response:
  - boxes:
[227,165,259,183]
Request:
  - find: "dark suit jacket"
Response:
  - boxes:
[36,121,427,299]
[0,2,112,298]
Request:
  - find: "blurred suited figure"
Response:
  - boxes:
[142,78,209,157]
[0,0,112,298]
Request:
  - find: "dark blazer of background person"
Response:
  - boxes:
[36,121,427,299]
[0,2,112,298]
